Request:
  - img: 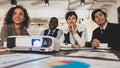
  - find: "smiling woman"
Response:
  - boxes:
[0,5,30,46]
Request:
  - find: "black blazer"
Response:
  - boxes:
[91,23,120,50]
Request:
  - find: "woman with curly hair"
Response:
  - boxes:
[0,5,30,46]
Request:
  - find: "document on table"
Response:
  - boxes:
[67,51,119,60]
[0,53,51,68]
[11,57,120,68]
[60,47,93,50]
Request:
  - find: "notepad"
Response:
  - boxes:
[0,53,51,68]
[67,51,119,60]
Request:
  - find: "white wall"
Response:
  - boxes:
[27,8,67,18]
[107,0,120,23]
[1,1,119,39]
[0,7,97,40]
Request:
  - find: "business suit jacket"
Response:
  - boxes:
[40,28,63,40]
[91,23,120,50]
[0,24,29,46]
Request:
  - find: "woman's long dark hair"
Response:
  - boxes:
[4,5,30,28]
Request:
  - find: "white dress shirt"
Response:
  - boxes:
[60,24,86,48]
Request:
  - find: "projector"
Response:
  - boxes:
[7,36,60,52]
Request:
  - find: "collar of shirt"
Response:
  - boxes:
[63,27,77,44]
[48,29,56,34]
[100,22,108,30]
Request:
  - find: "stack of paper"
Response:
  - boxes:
[67,51,119,60]
[0,53,51,68]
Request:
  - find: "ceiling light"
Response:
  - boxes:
[45,0,49,6]
[81,0,85,6]
[11,0,17,7]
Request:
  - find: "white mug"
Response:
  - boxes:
[3,41,7,47]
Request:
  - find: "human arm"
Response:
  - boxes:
[68,24,85,48]
[56,29,63,40]
[73,31,85,48]
[90,28,103,48]
[0,25,10,46]
[1,25,9,42]
[39,30,45,36]
[91,39,100,48]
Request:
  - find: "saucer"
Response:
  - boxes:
[96,47,111,49]
[60,48,80,50]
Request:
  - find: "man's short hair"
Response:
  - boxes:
[91,9,107,21]
[50,17,58,27]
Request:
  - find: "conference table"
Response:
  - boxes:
[0,48,120,68]
[1,48,120,58]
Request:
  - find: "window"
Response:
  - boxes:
[117,6,120,24]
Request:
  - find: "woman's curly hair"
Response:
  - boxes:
[4,5,30,28]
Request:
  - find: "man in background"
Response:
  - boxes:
[40,17,63,40]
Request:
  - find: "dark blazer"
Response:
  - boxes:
[43,29,59,37]
[91,23,120,50]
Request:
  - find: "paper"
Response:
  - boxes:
[96,47,111,49]
[60,47,93,50]
[11,57,120,68]
[60,48,80,50]
[67,51,119,60]
[0,53,51,68]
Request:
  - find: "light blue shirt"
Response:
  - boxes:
[40,28,63,40]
